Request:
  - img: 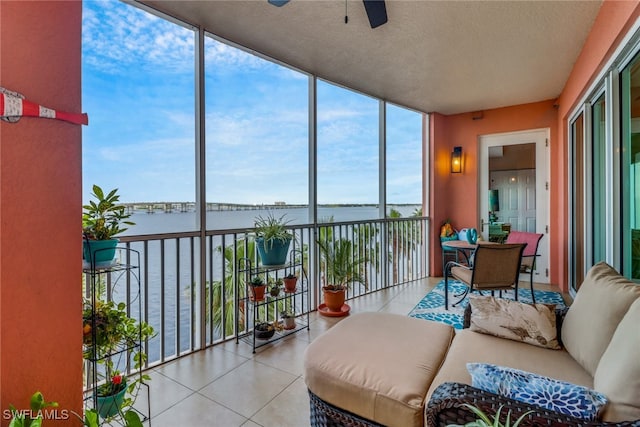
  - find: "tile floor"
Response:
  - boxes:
[139,277,567,427]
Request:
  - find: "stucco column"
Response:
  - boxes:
[0,1,83,425]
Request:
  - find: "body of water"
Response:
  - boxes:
[122,205,422,236]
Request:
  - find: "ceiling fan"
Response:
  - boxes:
[267,0,388,29]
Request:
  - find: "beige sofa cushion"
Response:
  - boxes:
[304,313,454,427]
[427,329,593,400]
[561,262,640,375]
[468,295,560,349]
[594,298,640,422]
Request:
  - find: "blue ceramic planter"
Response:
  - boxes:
[256,236,291,266]
[83,239,119,266]
[96,381,127,419]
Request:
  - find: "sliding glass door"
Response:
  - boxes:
[570,113,585,291]
[621,53,640,281]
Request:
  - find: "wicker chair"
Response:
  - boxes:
[444,243,525,309]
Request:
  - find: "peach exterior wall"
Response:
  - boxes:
[429,101,557,279]
[430,0,640,292]
[0,1,83,425]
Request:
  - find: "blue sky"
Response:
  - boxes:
[82,0,422,205]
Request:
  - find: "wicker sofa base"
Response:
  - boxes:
[426,382,640,427]
[309,389,384,427]
[309,384,640,427]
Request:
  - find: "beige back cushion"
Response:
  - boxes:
[561,262,640,375]
[594,298,640,422]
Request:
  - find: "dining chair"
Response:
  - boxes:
[505,231,544,303]
[444,243,525,309]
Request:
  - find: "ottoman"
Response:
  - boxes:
[303,312,455,427]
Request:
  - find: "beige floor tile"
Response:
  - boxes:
[153,346,250,391]
[145,282,465,425]
[141,370,195,417]
[254,334,310,376]
[251,377,310,427]
[152,392,247,427]
[199,359,298,418]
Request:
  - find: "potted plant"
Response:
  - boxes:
[253,212,293,266]
[82,299,154,420]
[283,273,298,293]
[317,238,367,313]
[254,321,275,340]
[269,278,282,297]
[95,372,127,419]
[280,310,296,330]
[447,404,532,427]
[82,185,134,266]
[248,276,267,301]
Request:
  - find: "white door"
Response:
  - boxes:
[490,169,536,232]
[479,129,550,284]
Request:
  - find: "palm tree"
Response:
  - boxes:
[208,237,257,340]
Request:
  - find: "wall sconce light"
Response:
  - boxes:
[450,146,462,173]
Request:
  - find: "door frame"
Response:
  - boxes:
[478,128,550,284]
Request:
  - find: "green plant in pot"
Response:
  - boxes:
[254,212,293,266]
[254,321,275,340]
[82,185,134,266]
[82,299,154,421]
[283,273,298,293]
[447,404,532,427]
[317,238,367,313]
[269,278,282,297]
[281,310,296,330]
[248,275,267,301]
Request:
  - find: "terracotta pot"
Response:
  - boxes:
[283,277,298,292]
[249,285,267,301]
[322,287,346,312]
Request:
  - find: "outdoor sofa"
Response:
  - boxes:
[303,262,640,426]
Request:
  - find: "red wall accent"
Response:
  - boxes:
[0,1,83,425]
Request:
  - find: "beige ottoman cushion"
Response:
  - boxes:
[594,298,640,422]
[561,262,640,375]
[304,312,454,427]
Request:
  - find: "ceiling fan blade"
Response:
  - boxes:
[362,0,387,28]
[268,0,290,6]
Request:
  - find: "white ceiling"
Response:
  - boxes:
[140,0,602,115]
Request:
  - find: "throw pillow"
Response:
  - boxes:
[561,262,640,375]
[593,297,640,422]
[467,363,608,421]
[468,294,560,349]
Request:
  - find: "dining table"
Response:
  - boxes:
[441,239,498,268]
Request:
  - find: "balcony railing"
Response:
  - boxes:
[94,216,429,369]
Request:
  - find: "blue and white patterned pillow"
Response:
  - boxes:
[467,363,608,421]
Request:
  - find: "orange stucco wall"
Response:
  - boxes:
[431,0,640,292]
[554,0,640,290]
[430,101,558,279]
[0,1,83,425]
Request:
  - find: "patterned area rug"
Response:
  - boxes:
[408,280,566,330]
